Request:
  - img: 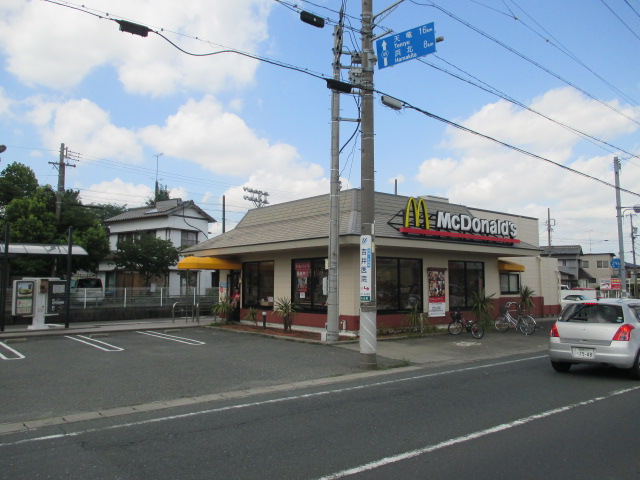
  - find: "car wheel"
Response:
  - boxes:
[629,351,640,380]
[551,361,571,373]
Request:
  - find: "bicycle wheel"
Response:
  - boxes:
[494,314,509,332]
[448,320,463,335]
[518,315,536,335]
[470,322,484,339]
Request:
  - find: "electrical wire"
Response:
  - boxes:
[411,0,640,127]
[375,87,640,199]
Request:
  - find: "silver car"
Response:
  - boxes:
[549,298,640,379]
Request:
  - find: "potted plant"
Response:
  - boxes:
[211,298,233,324]
[405,303,424,333]
[519,285,535,313]
[274,297,298,332]
[470,289,495,327]
[244,306,259,327]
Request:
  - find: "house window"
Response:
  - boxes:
[597,260,608,268]
[242,261,274,308]
[500,272,520,294]
[292,258,327,311]
[117,230,156,246]
[181,230,198,247]
[448,261,485,310]
[376,257,423,312]
[582,260,590,268]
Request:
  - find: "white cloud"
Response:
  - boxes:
[415,87,640,247]
[79,178,153,207]
[0,0,272,96]
[27,98,143,162]
[139,95,301,176]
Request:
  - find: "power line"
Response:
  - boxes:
[411,0,640,127]
[376,87,640,198]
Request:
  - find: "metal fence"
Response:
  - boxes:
[2,287,220,311]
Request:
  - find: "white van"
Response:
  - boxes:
[71,277,105,303]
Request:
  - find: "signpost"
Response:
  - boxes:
[376,22,436,70]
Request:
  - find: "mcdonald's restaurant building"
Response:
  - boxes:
[183,189,559,330]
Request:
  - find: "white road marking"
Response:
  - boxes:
[65,335,123,352]
[0,341,26,360]
[136,330,205,345]
[315,385,640,480]
[0,355,552,448]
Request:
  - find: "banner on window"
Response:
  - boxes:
[427,268,446,317]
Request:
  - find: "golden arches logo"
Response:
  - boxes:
[403,197,430,230]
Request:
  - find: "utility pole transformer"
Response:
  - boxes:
[359,0,377,369]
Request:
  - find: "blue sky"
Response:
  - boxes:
[1,0,640,257]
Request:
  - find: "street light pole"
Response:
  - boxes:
[359,0,377,369]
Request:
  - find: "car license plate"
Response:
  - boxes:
[571,347,595,359]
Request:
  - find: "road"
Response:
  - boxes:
[1,328,639,479]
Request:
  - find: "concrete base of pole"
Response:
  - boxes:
[360,352,377,369]
[325,332,340,343]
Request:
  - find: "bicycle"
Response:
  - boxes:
[494,302,537,335]
[448,308,484,339]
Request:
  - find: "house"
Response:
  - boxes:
[540,245,594,289]
[98,199,215,296]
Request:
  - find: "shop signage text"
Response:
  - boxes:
[399,197,520,244]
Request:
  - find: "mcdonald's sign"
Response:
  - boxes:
[398,197,520,244]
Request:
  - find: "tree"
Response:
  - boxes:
[113,233,180,285]
[0,162,39,210]
[146,184,170,206]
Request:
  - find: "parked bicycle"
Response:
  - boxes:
[448,308,484,339]
[494,302,537,335]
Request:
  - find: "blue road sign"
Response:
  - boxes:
[611,258,621,269]
[376,22,436,70]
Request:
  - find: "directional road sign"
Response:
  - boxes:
[376,22,436,70]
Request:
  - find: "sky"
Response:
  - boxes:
[1,0,640,258]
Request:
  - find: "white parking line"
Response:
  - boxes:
[136,330,205,345]
[65,335,123,352]
[0,341,26,360]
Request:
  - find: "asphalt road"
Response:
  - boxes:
[1,326,639,479]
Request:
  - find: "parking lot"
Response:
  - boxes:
[0,327,370,427]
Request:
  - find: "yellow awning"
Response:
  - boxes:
[177,256,241,270]
[498,260,525,272]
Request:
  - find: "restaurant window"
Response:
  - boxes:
[242,261,274,308]
[449,261,485,310]
[500,272,520,294]
[376,257,422,312]
[292,258,327,311]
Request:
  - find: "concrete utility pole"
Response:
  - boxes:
[614,156,627,297]
[326,11,345,344]
[50,143,78,222]
[359,0,377,369]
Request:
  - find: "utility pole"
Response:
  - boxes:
[630,214,638,297]
[614,156,627,297]
[359,0,377,369]
[545,208,555,254]
[326,10,345,344]
[50,143,78,222]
